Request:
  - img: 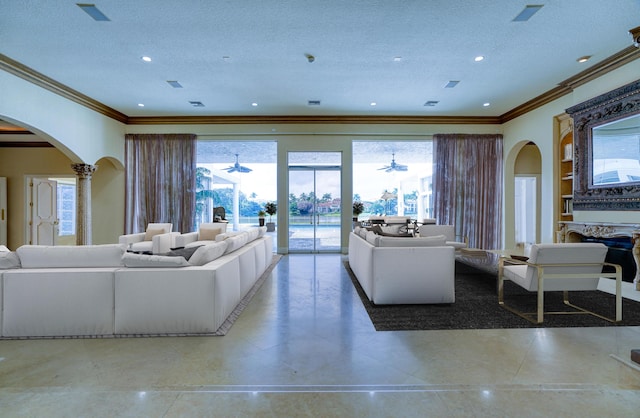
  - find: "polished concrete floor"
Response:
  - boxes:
[1,254,639,417]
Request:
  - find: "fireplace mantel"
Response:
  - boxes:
[558,221,640,289]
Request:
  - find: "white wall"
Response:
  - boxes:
[0,71,125,166]
[503,59,640,247]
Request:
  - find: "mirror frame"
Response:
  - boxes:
[566,79,640,210]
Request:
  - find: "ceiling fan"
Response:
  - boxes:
[378,153,408,172]
[225,154,252,173]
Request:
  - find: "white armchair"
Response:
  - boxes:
[498,242,622,324]
[175,222,228,248]
[118,223,178,254]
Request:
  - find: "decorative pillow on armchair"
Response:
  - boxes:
[144,227,166,241]
[199,225,222,241]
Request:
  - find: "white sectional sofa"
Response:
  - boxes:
[348,227,455,304]
[0,227,273,338]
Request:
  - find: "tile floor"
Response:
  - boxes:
[0,254,639,417]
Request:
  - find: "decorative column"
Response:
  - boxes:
[71,163,98,245]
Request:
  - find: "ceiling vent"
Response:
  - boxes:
[424,101,439,107]
[189,101,205,107]
[77,4,111,21]
[308,100,321,106]
[513,5,543,22]
[167,80,183,88]
[444,80,460,88]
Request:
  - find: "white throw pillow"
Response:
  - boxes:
[122,252,191,267]
[0,250,21,269]
[189,241,229,266]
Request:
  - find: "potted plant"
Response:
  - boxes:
[352,201,364,228]
[264,202,277,232]
[352,201,364,221]
[258,210,266,227]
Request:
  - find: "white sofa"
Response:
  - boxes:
[0,227,273,338]
[348,227,455,304]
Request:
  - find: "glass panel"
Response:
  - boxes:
[51,178,76,236]
[353,141,433,221]
[514,176,536,247]
[288,152,341,252]
[591,114,640,186]
[196,141,276,231]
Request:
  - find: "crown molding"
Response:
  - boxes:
[499,46,640,123]
[126,115,502,125]
[2,47,639,127]
[0,53,128,124]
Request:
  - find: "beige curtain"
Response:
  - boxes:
[124,133,197,234]
[433,134,503,250]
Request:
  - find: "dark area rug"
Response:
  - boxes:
[344,260,640,330]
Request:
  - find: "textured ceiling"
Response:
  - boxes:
[1,0,639,120]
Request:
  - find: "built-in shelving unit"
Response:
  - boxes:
[557,114,574,223]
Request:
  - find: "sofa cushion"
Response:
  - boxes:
[122,252,191,267]
[224,232,250,254]
[377,234,446,247]
[0,246,21,269]
[365,230,381,246]
[189,241,229,266]
[17,244,126,268]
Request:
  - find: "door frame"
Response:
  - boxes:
[288,163,342,253]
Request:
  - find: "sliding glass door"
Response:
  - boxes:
[288,152,341,253]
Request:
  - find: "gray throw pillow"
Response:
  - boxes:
[165,246,202,261]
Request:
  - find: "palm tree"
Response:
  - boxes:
[195,167,217,226]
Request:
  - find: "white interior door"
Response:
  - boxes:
[31,178,58,245]
[0,177,7,246]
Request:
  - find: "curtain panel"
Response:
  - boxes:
[124,133,197,234]
[433,134,503,250]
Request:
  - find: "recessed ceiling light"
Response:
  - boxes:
[166,80,182,88]
[222,56,231,62]
[444,80,460,88]
[483,102,491,107]
[137,103,144,107]
[474,56,484,62]
[577,55,591,63]
[308,100,321,106]
[370,102,377,106]
[424,101,439,107]
[393,56,402,62]
[251,102,258,107]
[141,56,152,62]
[189,101,205,107]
